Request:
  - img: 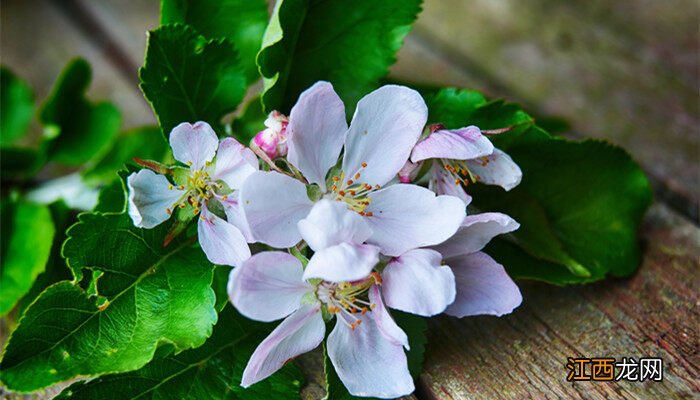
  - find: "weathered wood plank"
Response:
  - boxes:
[391,0,700,220]
[0,0,154,132]
[417,203,699,399]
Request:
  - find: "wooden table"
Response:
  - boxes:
[2,1,698,398]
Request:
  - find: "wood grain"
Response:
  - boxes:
[391,0,700,221]
[417,204,699,399]
[1,1,698,399]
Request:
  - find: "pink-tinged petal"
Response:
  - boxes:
[382,249,456,316]
[221,196,254,242]
[342,85,428,187]
[369,285,409,349]
[444,251,522,317]
[398,160,421,183]
[297,199,372,251]
[465,148,522,191]
[169,122,218,170]
[197,204,250,267]
[411,126,493,163]
[287,82,348,191]
[228,251,313,322]
[429,162,473,205]
[432,212,520,259]
[327,313,414,398]
[365,184,466,256]
[127,169,184,228]
[303,243,379,283]
[212,137,258,189]
[239,171,313,248]
[242,304,325,388]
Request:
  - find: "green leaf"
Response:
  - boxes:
[39,59,121,166]
[82,126,171,185]
[0,199,55,316]
[54,307,304,399]
[0,147,43,181]
[161,0,269,84]
[15,201,74,317]
[258,0,422,113]
[427,88,652,284]
[1,67,35,145]
[139,24,247,137]
[231,96,266,144]
[474,135,653,283]
[94,178,127,214]
[0,213,218,392]
[323,312,427,399]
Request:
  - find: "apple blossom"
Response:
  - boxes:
[127,121,257,267]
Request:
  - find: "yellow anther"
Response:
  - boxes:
[365,211,374,217]
[178,185,185,190]
[168,184,174,190]
[333,176,340,182]
[347,179,354,185]
[193,208,200,215]
[166,208,172,215]
[361,162,368,168]
[187,161,193,166]
[222,195,228,201]
[354,172,361,180]
[179,202,186,208]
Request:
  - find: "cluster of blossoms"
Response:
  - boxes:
[127,82,523,398]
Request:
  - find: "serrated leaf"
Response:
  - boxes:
[323,312,427,400]
[0,213,217,392]
[39,59,121,166]
[427,88,652,284]
[55,306,304,399]
[0,199,55,316]
[161,0,269,84]
[258,0,422,114]
[1,67,35,145]
[82,126,171,185]
[139,24,247,138]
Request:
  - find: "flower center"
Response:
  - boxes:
[316,273,382,331]
[327,163,380,216]
[166,166,227,216]
[441,159,483,186]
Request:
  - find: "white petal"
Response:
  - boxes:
[327,313,414,398]
[228,251,313,322]
[287,82,348,191]
[432,212,519,259]
[169,122,219,170]
[212,137,258,189]
[365,184,466,256]
[382,249,456,316]
[369,285,409,349]
[444,252,522,318]
[411,126,493,162]
[303,243,379,283]
[465,148,522,191]
[297,199,372,251]
[221,196,254,242]
[242,304,325,388]
[127,169,183,229]
[428,162,473,205]
[342,85,428,187]
[239,171,313,248]
[197,204,250,267]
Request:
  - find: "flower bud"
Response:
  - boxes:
[253,111,289,159]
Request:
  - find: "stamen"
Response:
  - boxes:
[361,162,368,168]
[168,184,174,190]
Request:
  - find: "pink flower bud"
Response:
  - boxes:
[253,111,289,159]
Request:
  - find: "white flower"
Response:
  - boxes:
[239,82,466,255]
[127,121,257,267]
[408,124,522,203]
